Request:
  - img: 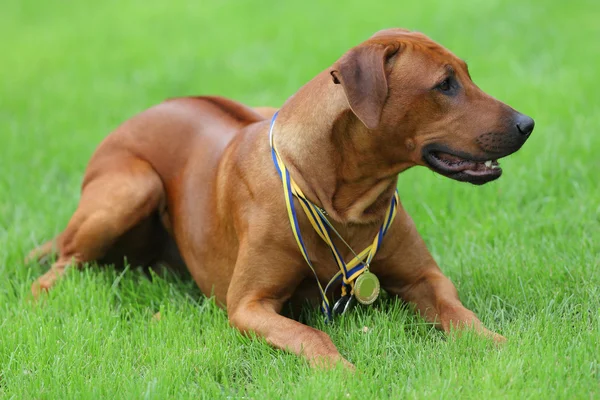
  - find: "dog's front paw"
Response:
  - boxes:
[483,328,507,345]
[309,354,355,371]
[31,274,57,299]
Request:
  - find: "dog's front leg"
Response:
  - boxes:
[226,244,352,369]
[376,211,506,343]
[389,266,505,342]
[229,297,351,368]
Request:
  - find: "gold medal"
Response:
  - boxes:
[354,271,380,305]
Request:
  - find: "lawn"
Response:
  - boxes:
[1,0,599,398]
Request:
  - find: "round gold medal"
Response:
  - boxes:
[354,271,380,305]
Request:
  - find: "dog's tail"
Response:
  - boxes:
[25,237,58,265]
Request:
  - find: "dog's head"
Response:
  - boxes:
[330,28,534,185]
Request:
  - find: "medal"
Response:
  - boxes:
[354,270,380,305]
[269,111,399,321]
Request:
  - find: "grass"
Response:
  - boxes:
[1,0,599,398]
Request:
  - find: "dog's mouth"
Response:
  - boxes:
[422,146,503,185]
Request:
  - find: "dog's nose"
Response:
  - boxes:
[515,113,535,137]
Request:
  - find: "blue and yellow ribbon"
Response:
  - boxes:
[269,111,399,321]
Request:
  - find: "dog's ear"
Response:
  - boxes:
[330,43,399,130]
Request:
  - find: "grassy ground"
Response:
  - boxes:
[1,0,599,398]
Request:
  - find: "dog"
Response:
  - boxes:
[27,28,534,368]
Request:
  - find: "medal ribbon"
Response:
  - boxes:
[268,111,399,321]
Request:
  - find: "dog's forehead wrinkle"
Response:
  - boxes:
[444,64,456,75]
[366,33,447,58]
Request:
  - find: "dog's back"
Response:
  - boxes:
[84,96,264,187]
[27,96,267,276]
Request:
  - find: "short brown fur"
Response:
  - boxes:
[27,29,533,368]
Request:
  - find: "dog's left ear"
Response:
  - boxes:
[330,43,400,130]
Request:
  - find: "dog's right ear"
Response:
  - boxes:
[330,43,400,130]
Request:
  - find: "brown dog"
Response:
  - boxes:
[27,28,533,367]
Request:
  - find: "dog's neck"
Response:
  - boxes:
[273,71,414,225]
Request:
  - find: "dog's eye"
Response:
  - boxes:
[437,77,452,93]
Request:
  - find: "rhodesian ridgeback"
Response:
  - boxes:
[27,28,534,368]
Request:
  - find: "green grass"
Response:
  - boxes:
[1,0,599,398]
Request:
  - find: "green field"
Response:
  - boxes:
[1,0,599,398]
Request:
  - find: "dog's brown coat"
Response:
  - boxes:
[28,29,533,367]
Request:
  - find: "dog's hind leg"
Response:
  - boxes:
[32,157,164,297]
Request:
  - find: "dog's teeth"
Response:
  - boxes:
[484,160,492,168]
[491,165,500,169]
